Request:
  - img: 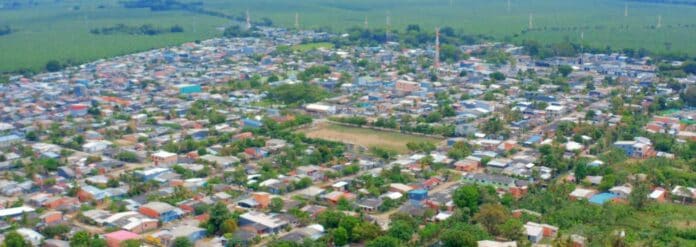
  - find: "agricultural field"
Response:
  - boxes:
[0,0,228,72]
[2,0,696,72]
[299,122,443,153]
[206,0,696,54]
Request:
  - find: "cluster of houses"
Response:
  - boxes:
[0,19,693,247]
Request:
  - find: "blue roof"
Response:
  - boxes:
[589,193,617,205]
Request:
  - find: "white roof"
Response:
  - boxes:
[0,206,35,218]
[649,188,666,199]
[240,211,288,229]
[570,188,595,198]
[152,150,176,158]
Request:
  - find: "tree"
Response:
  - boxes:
[3,231,29,247]
[120,240,141,247]
[204,202,232,235]
[490,72,505,81]
[629,183,650,210]
[558,65,573,77]
[269,197,284,213]
[366,236,400,247]
[684,85,696,107]
[500,218,524,241]
[453,185,481,214]
[441,228,476,247]
[333,227,349,246]
[172,237,193,247]
[352,222,381,242]
[70,231,92,247]
[45,60,63,72]
[473,203,509,236]
[220,219,238,234]
[387,220,415,241]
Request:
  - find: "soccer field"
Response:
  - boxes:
[299,122,443,153]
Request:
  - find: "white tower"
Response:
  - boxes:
[529,13,534,29]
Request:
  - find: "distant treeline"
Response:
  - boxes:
[90,24,184,35]
[325,24,489,48]
[120,0,202,11]
[627,0,696,6]
[0,25,12,36]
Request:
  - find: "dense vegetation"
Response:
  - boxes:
[90,24,184,35]
[267,83,329,105]
[0,25,12,36]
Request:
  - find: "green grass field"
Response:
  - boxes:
[2,0,696,72]
[300,122,443,153]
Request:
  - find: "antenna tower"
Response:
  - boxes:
[386,11,392,43]
[529,13,534,29]
[624,3,628,17]
[435,27,441,69]
[246,9,251,30]
[295,13,300,30]
[364,16,369,29]
[657,15,662,28]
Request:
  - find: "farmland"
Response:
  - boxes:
[299,122,443,154]
[2,0,696,72]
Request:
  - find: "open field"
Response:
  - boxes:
[2,0,696,72]
[299,122,443,153]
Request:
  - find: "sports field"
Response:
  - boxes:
[299,122,443,153]
[2,0,696,72]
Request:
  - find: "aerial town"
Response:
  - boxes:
[0,23,695,247]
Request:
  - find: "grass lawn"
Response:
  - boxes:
[299,122,443,153]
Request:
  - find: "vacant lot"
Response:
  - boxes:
[299,122,442,153]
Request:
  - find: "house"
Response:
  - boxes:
[16,228,44,246]
[0,135,22,148]
[389,183,413,193]
[454,157,480,171]
[609,184,633,199]
[104,211,159,233]
[322,191,356,204]
[0,206,35,220]
[305,103,336,115]
[176,84,202,94]
[671,186,695,204]
[82,141,111,153]
[135,167,170,181]
[569,188,597,201]
[356,198,383,212]
[613,137,655,158]
[649,187,667,203]
[39,211,63,225]
[395,80,420,92]
[408,189,428,202]
[239,211,289,234]
[170,224,207,243]
[104,230,139,247]
[279,224,325,242]
[524,222,558,243]
[139,202,183,223]
[151,150,177,165]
